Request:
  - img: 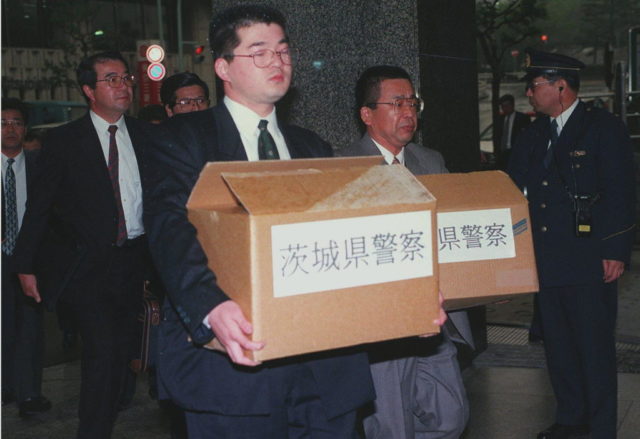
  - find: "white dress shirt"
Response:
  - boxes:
[551,98,579,138]
[90,111,144,238]
[2,150,27,230]
[224,96,291,161]
[371,138,406,165]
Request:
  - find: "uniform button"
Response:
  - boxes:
[542,180,548,186]
[541,203,546,208]
[575,163,581,169]
[541,226,548,232]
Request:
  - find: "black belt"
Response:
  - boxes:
[116,235,146,248]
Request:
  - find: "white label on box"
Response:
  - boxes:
[437,208,515,263]
[271,211,432,298]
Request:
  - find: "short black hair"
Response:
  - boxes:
[355,65,412,110]
[137,104,168,123]
[76,51,129,102]
[499,94,515,105]
[1,97,29,124]
[160,72,210,107]
[209,4,287,60]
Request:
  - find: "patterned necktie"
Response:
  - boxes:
[107,125,127,246]
[544,119,559,169]
[2,158,18,255]
[258,120,280,160]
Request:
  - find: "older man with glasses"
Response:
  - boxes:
[13,51,155,439]
[339,65,471,439]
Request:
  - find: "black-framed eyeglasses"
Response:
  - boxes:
[225,48,299,68]
[366,97,424,113]
[173,97,209,107]
[96,74,137,88]
[525,79,555,91]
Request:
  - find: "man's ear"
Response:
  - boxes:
[165,104,174,118]
[360,106,372,126]
[214,57,230,82]
[82,85,96,104]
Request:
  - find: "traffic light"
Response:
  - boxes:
[145,44,166,81]
[540,34,549,43]
[193,45,205,64]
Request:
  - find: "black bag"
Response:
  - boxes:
[130,282,161,373]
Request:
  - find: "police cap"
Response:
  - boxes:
[523,48,585,82]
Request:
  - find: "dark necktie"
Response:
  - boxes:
[3,158,18,255]
[107,125,127,246]
[544,119,558,169]
[258,120,280,160]
[391,156,401,165]
[501,114,510,151]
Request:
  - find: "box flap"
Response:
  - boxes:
[417,171,524,210]
[222,164,435,215]
[187,156,383,210]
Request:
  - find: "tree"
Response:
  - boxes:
[42,1,100,100]
[476,0,547,156]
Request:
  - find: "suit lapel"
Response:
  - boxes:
[281,124,306,159]
[125,115,146,172]
[213,105,248,161]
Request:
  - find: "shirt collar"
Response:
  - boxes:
[551,98,579,134]
[224,96,279,135]
[2,149,25,169]
[90,110,126,134]
[371,137,405,165]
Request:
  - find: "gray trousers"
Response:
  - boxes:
[363,331,469,439]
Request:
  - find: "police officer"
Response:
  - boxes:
[509,48,636,439]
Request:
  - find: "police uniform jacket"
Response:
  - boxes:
[508,100,635,288]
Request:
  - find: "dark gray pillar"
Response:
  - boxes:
[417,0,480,172]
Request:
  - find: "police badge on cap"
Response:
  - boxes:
[523,48,585,82]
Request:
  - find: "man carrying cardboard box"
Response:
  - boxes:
[144,5,377,438]
[339,65,470,439]
[509,48,636,439]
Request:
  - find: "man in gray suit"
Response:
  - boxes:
[339,65,471,439]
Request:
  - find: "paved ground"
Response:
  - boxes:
[3,250,639,438]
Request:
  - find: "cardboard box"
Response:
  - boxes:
[416,171,538,310]
[188,157,440,361]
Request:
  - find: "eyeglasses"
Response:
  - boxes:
[525,79,554,91]
[367,97,424,113]
[174,97,209,107]
[226,48,299,68]
[1,119,25,128]
[96,74,137,88]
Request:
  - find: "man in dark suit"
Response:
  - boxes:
[496,94,531,170]
[144,5,375,438]
[339,65,470,439]
[13,51,153,439]
[1,98,51,417]
[508,49,636,439]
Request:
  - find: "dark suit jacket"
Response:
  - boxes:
[508,101,636,287]
[2,149,39,286]
[12,112,153,309]
[145,104,374,417]
[497,111,531,150]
